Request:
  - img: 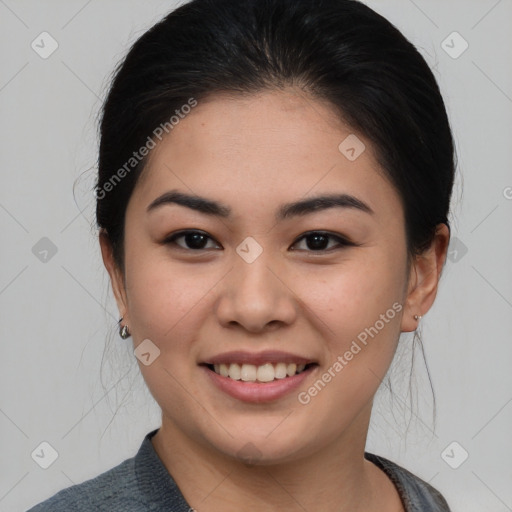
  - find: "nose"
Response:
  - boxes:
[214,248,297,333]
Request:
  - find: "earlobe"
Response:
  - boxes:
[400,224,450,332]
[99,230,129,323]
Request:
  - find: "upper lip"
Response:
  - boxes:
[203,350,316,366]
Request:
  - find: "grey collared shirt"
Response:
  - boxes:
[28,429,451,511]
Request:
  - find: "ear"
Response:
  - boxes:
[401,223,450,332]
[99,229,129,324]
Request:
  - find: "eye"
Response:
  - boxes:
[163,229,356,252]
[164,230,221,250]
[291,231,356,252]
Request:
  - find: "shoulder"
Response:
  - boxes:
[27,429,190,512]
[365,452,452,511]
[27,456,143,512]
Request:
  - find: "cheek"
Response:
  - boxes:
[296,250,406,344]
[293,258,405,429]
[124,255,213,406]
[123,244,210,348]
[294,253,406,418]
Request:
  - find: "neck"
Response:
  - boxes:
[151,404,402,512]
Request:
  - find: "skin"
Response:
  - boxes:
[100,88,449,511]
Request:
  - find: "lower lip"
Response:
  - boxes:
[202,365,315,403]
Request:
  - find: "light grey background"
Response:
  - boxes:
[1,1,511,511]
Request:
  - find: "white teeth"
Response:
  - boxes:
[286,363,297,377]
[240,364,257,382]
[228,363,241,380]
[212,362,309,381]
[274,362,288,379]
[256,363,275,382]
[219,363,229,377]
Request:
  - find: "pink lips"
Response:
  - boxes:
[201,350,317,403]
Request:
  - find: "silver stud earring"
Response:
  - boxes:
[414,314,422,321]
[119,317,131,339]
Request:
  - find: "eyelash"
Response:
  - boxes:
[163,230,357,253]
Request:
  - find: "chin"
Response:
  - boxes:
[199,420,317,466]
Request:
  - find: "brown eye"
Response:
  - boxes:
[291,231,355,252]
[164,230,221,250]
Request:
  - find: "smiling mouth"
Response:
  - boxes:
[205,362,317,383]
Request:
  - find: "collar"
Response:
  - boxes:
[133,429,191,511]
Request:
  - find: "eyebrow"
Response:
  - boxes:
[146,189,374,219]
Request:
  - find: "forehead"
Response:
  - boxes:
[131,89,401,219]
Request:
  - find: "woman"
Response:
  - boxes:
[29,0,455,510]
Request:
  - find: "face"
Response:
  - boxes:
[102,89,440,464]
